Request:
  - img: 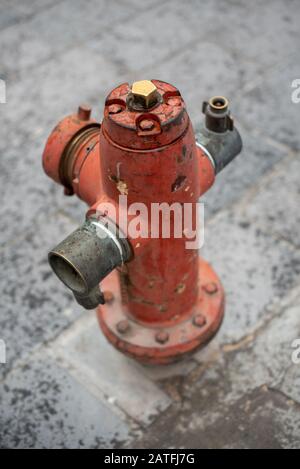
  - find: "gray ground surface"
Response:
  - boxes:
[0,0,300,449]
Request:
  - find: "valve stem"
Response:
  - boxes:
[197,95,242,174]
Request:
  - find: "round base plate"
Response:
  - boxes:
[97,257,224,365]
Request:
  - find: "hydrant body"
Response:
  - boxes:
[43,80,242,364]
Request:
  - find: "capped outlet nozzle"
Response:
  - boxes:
[48,217,131,309]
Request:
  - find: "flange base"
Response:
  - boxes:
[97,257,224,365]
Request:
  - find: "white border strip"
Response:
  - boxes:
[196,141,216,172]
[91,220,124,263]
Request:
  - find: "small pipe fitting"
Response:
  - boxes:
[197,96,242,174]
[202,96,233,133]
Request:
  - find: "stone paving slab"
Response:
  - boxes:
[0,40,121,151]
[0,0,137,82]
[198,286,300,407]
[236,155,300,249]
[133,385,300,449]
[0,46,123,246]
[0,351,131,449]
[0,212,82,380]
[48,313,172,425]
[235,59,300,151]
[200,129,287,218]
[0,0,62,32]
[200,165,300,344]
[201,0,300,77]
[99,1,202,74]
[132,287,300,449]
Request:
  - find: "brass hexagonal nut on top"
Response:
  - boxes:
[131,80,159,109]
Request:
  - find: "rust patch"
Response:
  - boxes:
[117,180,128,195]
[109,174,128,195]
[175,283,186,294]
[177,144,187,164]
[171,175,186,192]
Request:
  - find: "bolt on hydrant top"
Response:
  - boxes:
[103,79,189,150]
[131,80,159,109]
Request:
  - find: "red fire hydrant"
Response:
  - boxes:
[43,80,242,364]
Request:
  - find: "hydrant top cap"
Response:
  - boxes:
[103,80,188,150]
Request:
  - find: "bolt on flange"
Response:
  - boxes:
[117,319,129,334]
[155,330,169,344]
[193,314,207,328]
[203,282,218,295]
